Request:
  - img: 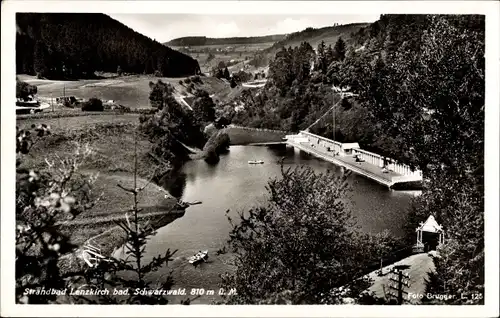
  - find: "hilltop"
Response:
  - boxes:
[164,34,287,47]
[16,13,200,80]
[247,23,369,68]
[266,23,370,51]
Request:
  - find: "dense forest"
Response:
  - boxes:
[165,34,286,47]
[16,13,200,79]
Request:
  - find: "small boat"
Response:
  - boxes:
[248,160,264,164]
[187,250,209,265]
[175,200,190,209]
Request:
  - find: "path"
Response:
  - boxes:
[175,95,193,110]
[364,251,436,304]
[242,79,267,88]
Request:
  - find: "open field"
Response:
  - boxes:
[18,74,230,110]
[18,113,142,131]
[171,42,274,74]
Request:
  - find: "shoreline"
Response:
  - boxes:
[57,207,186,276]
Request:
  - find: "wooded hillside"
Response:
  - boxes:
[266,23,369,52]
[16,13,200,79]
[247,23,369,68]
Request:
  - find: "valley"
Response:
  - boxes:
[12,12,486,307]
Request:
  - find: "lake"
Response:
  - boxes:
[117,145,419,304]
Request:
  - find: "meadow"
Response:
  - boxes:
[17,74,230,110]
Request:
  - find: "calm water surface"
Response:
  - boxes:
[124,145,419,303]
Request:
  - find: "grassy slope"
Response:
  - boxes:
[17,74,230,110]
[18,118,181,255]
[17,113,141,131]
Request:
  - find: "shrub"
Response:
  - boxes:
[184,78,191,84]
[192,89,216,123]
[341,98,352,110]
[204,131,230,155]
[230,78,237,88]
[149,80,175,109]
[81,97,104,111]
[16,78,38,100]
[154,70,163,77]
[215,116,231,129]
[179,80,184,86]
[192,75,202,84]
[204,149,220,164]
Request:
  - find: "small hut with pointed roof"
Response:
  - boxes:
[415,215,444,251]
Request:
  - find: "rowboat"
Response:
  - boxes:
[174,200,202,209]
[187,250,209,265]
[248,160,264,164]
[175,200,190,209]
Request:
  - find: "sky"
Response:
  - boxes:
[108,14,381,43]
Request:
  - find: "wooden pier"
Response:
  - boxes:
[285,132,423,189]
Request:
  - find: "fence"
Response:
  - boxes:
[353,148,385,168]
[299,130,343,153]
[228,125,287,134]
[297,131,423,179]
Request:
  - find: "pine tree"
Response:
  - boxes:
[223,67,230,80]
[316,40,326,72]
[333,37,346,61]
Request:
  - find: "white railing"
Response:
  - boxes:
[353,148,384,168]
[228,125,287,133]
[293,131,423,179]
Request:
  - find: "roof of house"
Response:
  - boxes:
[342,143,360,150]
[416,215,443,233]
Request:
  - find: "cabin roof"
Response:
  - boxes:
[342,143,360,150]
[416,215,443,233]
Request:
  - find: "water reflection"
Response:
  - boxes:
[160,171,187,199]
